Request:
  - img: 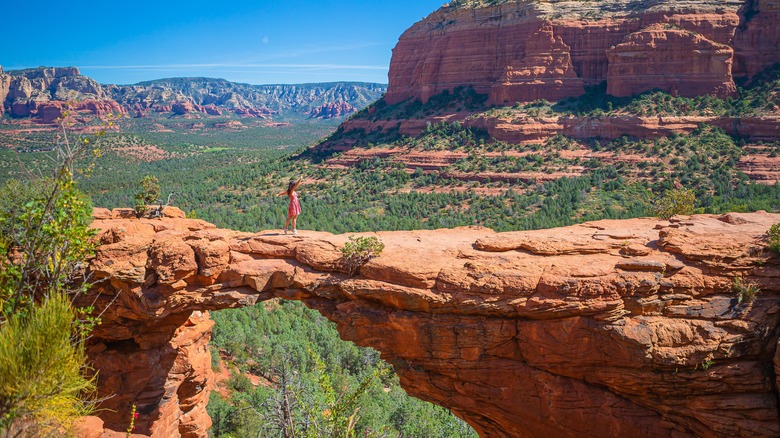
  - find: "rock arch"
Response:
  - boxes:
[78,209,780,437]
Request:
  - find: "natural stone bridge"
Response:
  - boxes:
[77,209,780,437]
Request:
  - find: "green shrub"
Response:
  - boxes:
[767,222,780,252]
[0,178,96,320]
[0,114,106,435]
[134,175,161,216]
[340,236,385,277]
[733,277,760,304]
[228,373,253,393]
[654,188,695,219]
[210,346,222,372]
[0,293,96,436]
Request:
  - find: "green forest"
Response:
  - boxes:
[1,64,780,437]
[208,301,475,437]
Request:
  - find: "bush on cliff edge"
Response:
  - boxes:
[654,188,696,219]
[0,112,108,436]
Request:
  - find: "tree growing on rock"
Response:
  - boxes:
[340,236,385,277]
[653,187,695,219]
[134,175,161,217]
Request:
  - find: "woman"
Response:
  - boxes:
[277,176,303,235]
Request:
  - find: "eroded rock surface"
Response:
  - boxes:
[79,210,780,437]
[606,25,736,98]
[386,0,778,105]
[2,67,126,122]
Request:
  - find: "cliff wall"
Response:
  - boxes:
[1,67,125,122]
[385,0,780,105]
[77,209,780,437]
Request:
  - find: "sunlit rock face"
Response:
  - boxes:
[385,0,779,105]
[78,210,780,437]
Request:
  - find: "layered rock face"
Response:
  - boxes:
[606,25,736,97]
[80,210,780,437]
[733,0,780,78]
[2,67,125,122]
[385,0,778,105]
[489,24,585,104]
[0,69,10,116]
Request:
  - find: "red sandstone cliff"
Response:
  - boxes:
[0,68,10,116]
[734,0,780,78]
[385,0,779,105]
[606,24,736,98]
[2,67,125,122]
[77,210,780,437]
[490,23,585,104]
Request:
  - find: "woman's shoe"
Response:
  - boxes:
[292,229,298,235]
[283,228,288,235]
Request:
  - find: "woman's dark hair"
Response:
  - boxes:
[287,180,296,196]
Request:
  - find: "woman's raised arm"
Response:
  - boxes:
[291,176,303,191]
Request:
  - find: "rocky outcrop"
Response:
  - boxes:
[606,25,737,98]
[385,0,777,105]
[309,101,357,119]
[734,0,780,78]
[490,24,585,104]
[80,211,780,437]
[0,67,10,116]
[171,101,196,115]
[331,111,780,148]
[470,113,780,143]
[2,67,125,122]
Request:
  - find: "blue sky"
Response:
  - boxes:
[2,1,445,85]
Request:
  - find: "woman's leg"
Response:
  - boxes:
[292,215,298,233]
[284,215,292,233]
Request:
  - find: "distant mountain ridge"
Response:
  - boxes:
[0,66,387,122]
[109,77,386,117]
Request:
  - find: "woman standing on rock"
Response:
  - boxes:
[277,176,303,235]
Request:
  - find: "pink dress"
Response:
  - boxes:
[288,191,301,216]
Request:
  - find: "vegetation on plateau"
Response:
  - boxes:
[448,0,516,9]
